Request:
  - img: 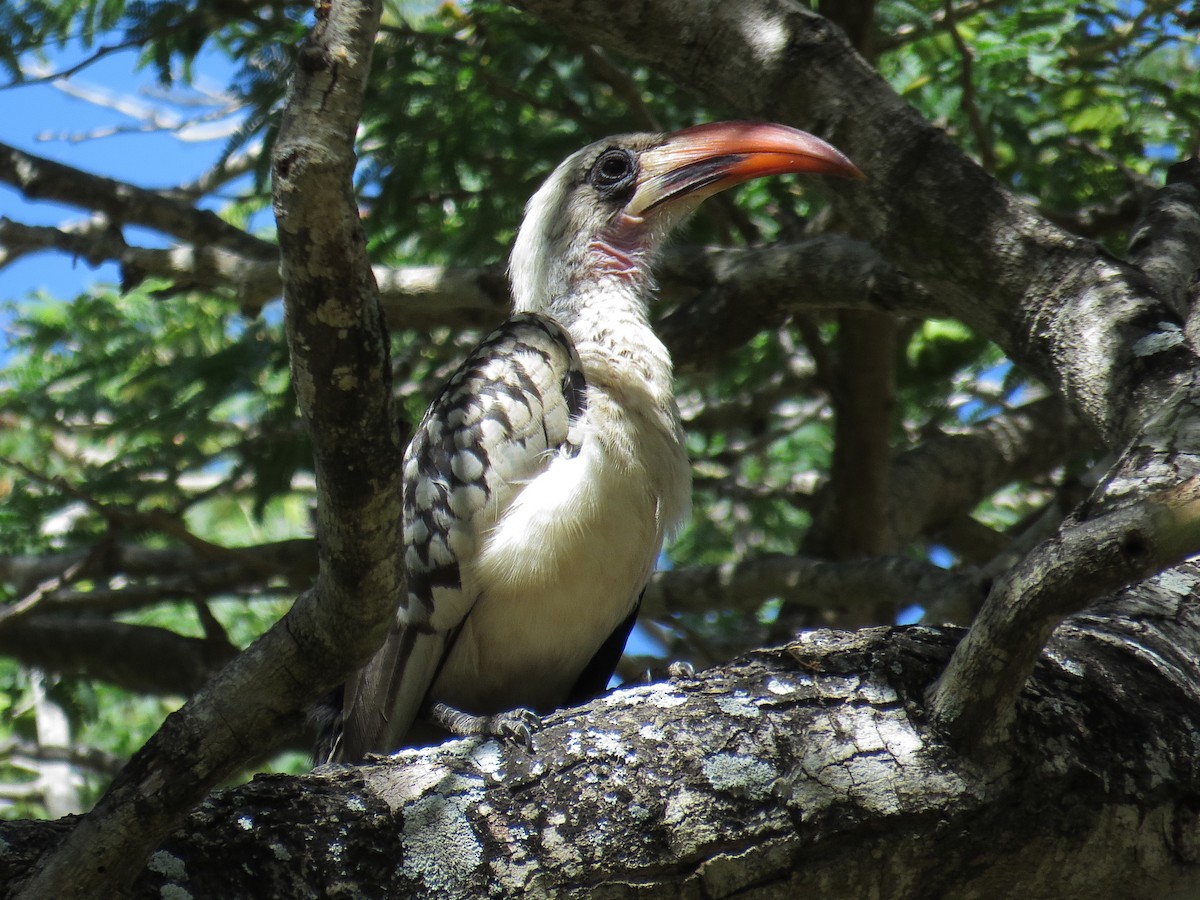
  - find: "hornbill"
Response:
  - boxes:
[321,121,862,762]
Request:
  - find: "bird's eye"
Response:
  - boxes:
[589,148,636,197]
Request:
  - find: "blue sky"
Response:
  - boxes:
[0,41,247,303]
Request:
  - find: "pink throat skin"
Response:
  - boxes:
[588,237,644,279]
[587,215,652,283]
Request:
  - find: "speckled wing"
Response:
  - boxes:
[333,313,586,759]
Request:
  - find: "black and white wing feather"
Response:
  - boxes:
[332,313,585,760]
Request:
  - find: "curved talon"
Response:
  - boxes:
[641,659,696,684]
[487,707,541,750]
[667,660,695,680]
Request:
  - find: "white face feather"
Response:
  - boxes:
[510,123,845,317]
[508,134,691,316]
[509,148,585,314]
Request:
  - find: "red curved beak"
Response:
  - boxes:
[627,121,864,218]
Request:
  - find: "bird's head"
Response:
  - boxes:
[509,120,863,314]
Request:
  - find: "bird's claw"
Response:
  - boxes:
[487,707,541,750]
[641,659,695,683]
[666,660,695,679]
[426,701,541,750]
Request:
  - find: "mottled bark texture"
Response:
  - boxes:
[7,578,1200,899]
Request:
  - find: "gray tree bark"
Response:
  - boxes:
[6,574,1200,898]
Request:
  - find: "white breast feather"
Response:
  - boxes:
[431,370,689,713]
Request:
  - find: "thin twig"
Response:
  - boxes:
[875,0,1010,53]
[943,0,997,172]
[0,738,125,778]
[0,40,144,91]
[574,41,662,131]
[0,559,88,628]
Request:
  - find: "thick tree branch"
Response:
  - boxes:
[658,238,943,374]
[272,0,402,672]
[5,584,1200,897]
[0,615,235,696]
[642,553,978,620]
[1,208,936,344]
[808,310,898,575]
[0,739,124,779]
[506,0,1200,767]
[375,261,510,328]
[929,465,1200,752]
[0,547,973,693]
[884,395,1097,545]
[0,552,971,700]
[927,164,1200,750]
[1128,159,1200,319]
[10,3,387,898]
[794,395,1096,574]
[0,539,314,598]
[0,217,126,271]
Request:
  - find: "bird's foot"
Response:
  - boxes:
[426,701,541,750]
[641,660,695,683]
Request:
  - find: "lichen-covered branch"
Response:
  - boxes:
[6,587,1200,899]
[271,0,402,679]
[926,164,1200,752]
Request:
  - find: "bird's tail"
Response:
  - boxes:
[325,624,448,762]
[309,685,345,765]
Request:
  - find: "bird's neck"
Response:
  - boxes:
[546,278,674,395]
[548,276,689,539]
